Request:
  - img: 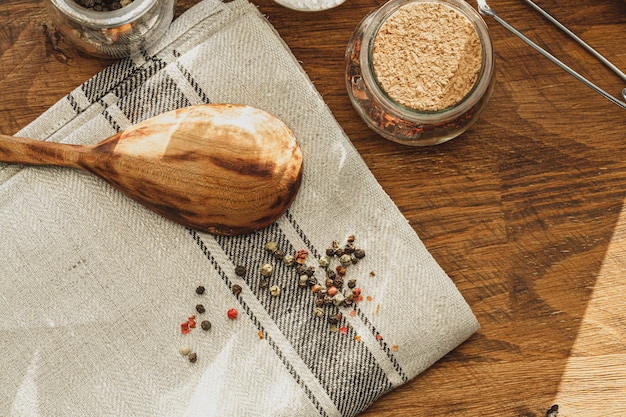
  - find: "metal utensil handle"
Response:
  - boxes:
[477,0,626,110]
[523,0,626,83]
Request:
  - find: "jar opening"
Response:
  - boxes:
[49,0,156,27]
[363,0,494,120]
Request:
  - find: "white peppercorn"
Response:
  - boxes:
[260,263,273,277]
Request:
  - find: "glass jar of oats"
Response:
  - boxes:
[346,0,495,146]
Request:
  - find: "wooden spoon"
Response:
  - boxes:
[0,104,303,236]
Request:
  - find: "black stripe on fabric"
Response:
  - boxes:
[176,62,211,104]
[210,221,393,417]
[284,210,409,385]
[81,54,167,106]
[97,100,122,133]
[355,308,409,383]
[81,57,138,103]
[189,229,329,417]
[66,94,81,114]
[117,72,191,124]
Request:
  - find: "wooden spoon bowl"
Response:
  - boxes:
[0,104,303,235]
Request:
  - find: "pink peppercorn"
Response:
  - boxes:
[227,308,238,320]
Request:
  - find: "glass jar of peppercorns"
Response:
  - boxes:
[46,0,176,59]
[345,0,495,146]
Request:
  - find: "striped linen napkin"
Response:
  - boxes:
[0,0,479,416]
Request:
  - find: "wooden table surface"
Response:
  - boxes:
[2,0,625,415]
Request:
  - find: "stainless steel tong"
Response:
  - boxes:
[477,0,626,109]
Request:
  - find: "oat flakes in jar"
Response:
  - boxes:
[346,0,495,146]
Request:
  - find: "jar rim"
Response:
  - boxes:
[361,0,495,123]
[49,0,156,27]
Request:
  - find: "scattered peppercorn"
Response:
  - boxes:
[232,284,242,295]
[294,249,309,264]
[260,263,273,277]
[235,265,247,277]
[195,286,205,295]
[283,254,295,266]
[265,241,278,253]
[227,308,238,320]
[270,285,281,296]
[196,304,206,314]
[201,320,212,331]
[298,275,309,288]
[188,352,198,363]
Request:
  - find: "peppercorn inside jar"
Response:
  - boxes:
[345,0,495,146]
[46,0,177,59]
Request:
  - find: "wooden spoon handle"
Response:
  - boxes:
[0,134,86,169]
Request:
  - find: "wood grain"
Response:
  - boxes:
[1,0,626,415]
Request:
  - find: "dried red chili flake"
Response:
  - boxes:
[294,249,309,264]
[339,326,348,334]
[257,330,264,340]
[349,310,357,317]
[188,315,197,328]
[392,345,399,351]
[352,288,361,297]
[376,334,383,341]
[181,321,191,334]
[227,308,239,320]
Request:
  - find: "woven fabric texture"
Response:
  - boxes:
[0,1,479,416]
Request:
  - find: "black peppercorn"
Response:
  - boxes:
[354,248,366,259]
[195,286,205,295]
[201,320,212,331]
[232,284,242,295]
[196,304,206,314]
[348,279,357,289]
[235,265,247,277]
[326,248,335,256]
[188,352,198,363]
[327,316,339,325]
[334,276,344,289]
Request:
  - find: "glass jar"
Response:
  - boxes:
[46,0,177,59]
[345,0,495,146]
